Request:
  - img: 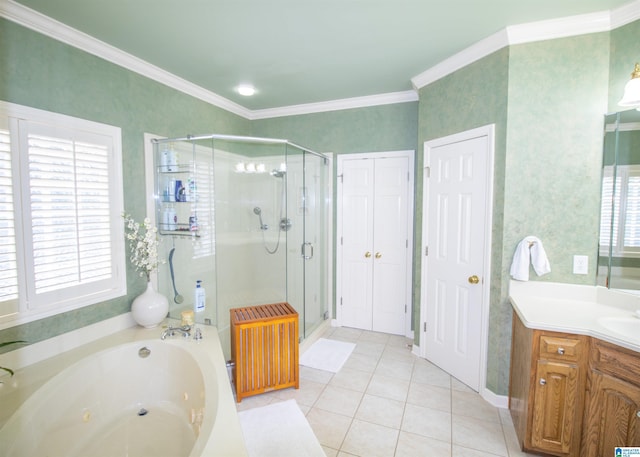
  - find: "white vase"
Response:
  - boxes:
[131,281,169,328]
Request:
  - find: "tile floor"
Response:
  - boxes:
[235,326,537,457]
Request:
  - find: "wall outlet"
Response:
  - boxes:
[573,255,589,275]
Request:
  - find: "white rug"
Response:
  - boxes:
[238,399,325,457]
[299,338,355,373]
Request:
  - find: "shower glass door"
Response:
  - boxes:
[285,144,330,339]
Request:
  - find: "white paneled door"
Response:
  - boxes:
[421,125,494,392]
[338,151,413,336]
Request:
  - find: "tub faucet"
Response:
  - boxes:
[161,324,191,340]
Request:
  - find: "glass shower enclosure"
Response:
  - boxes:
[151,134,330,358]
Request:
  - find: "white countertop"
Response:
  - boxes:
[508,280,640,353]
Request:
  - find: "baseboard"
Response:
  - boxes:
[482,387,509,409]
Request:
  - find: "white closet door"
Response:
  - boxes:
[340,158,375,330]
[338,154,410,335]
[372,156,409,334]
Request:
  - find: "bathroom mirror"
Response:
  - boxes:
[598,109,640,291]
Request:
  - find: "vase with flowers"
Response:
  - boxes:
[123,214,168,328]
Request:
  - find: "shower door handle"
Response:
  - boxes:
[301,242,314,260]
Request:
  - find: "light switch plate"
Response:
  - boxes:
[573,255,588,275]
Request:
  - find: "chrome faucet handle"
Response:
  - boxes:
[193,327,203,341]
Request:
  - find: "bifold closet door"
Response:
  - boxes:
[340,156,409,334]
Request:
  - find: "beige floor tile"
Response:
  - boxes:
[332,327,364,342]
[366,374,410,402]
[452,444,507,456]
[357,331,391,344]
[452,390,501,423]
[322,445,339,457]
[374,358,414,381]
[401,403,452,442]
[273,379,326,407]
[353,341,386,358]
[342,352,380,373]
[407,381,451,412]
[306,407,353,449]
[341,419,400,457]
[452,415,508,456]
[315,384,364,417]
[330,367,373,392]
[355,394,405,429]
[300,365,334,384]
[381,345,417,364]
[452,376,477,392]
[411,359,452,388]
[395,431,452,457]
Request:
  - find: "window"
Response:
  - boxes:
[600,164,640,257]
[0,101,125,328]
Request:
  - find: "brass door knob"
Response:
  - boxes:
[468,275,480,284]
[365,251,371,258]
[375,252,382,259]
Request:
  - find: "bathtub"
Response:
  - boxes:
[0,324,248,457]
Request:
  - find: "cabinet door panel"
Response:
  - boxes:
[583,370,640,457]
[531,360,579,454]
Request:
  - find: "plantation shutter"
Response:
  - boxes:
[623,172,640,250]
[599,170,620,248]
[0,102,125,325]
[0,127,18,308]
[26,130,113,295]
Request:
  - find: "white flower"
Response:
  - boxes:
[122,213,163,280]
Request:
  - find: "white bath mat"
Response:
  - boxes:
[299,338,355,373]
[238,399,325,457]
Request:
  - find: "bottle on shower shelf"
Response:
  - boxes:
[194,280,205,313]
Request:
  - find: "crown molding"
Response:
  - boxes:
[412,2,640,90]
[3,0,640,118]
[611,0,640,28]
[0,0,253,119]
[411,28,509,91]
[248,91,419,120]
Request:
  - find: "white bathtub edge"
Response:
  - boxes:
[0,312,136,372]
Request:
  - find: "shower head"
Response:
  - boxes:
[253,206,268,231]
[270,169,286,178]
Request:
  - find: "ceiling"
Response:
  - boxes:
[7,0,636,112]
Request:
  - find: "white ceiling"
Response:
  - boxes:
[4,0,638,116]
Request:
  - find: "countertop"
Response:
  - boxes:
[508,280,640,353]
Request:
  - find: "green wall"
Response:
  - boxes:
[417,47,510,394]
[2,12,640,401]
[0,18,251,345]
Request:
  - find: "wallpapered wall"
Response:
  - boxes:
[2,12,640,399]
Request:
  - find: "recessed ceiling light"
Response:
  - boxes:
[237,84,256,96]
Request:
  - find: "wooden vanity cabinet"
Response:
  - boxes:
[581,340,640,457]
[509,312,588,457]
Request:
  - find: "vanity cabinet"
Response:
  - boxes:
[581,340,640,456]
[510,312,640,457]
[509,312,587,457]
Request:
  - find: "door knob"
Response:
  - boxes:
[375,252,382,259]
[468,275,480,284]
[365,251,371,258]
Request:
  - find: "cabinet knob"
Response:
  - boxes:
[557,347,565,355]
[539,378,546,386]
[375,252,382,259]
[365,251,371,258]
